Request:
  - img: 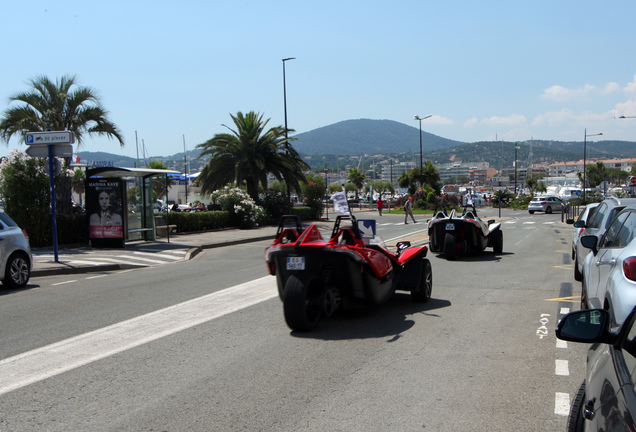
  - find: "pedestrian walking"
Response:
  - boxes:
[376,197,384,216]
[404,196,416,224]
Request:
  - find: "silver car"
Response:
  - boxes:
[527,196,565,214]
[0,211,32,289]
[570,202,599,262]
[580,204,636,326]
[573,197,636,282]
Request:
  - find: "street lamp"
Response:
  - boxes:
[414,115,432,180]
[282,57,295,203]
[619,116,636,119]
[514,142,520,196]
[583,128,603,203]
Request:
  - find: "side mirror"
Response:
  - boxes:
[487,219,495,225]
[573,220,586,228]
[580,235,598,252]
[556,309,613,344]
[566,219,575,225]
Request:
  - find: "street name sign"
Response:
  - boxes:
[25,131,75,145]
[491,177,509,183]
[26,144,73,158]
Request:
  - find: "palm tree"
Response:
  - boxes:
[71,169,86,207]
[196,111,309,202]
[147,160,174,202]
[0,75,125,214]
[0,75,124,147]
[346,167,366,200]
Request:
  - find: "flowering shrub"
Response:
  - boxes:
[301,174,325,220]
[211,185,266,229]
[259,189,292,223]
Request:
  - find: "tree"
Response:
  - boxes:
[420,161,441,194]
[0,75,125,214]
[196,111,309,202]
[578,161,606,189]
[71,168,86,207]
[346,167,366,200]
[147,160,174,201]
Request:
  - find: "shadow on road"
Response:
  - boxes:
[290,295,452,341]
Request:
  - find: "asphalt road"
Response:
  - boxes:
[0,209,587,431]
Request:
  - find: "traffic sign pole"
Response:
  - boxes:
[48,144,59,262]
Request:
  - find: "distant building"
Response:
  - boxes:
[548,158,636,176]
[380,161,416,188]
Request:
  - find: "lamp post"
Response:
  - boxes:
[282,57,295,203]
[514,142,520,196]
[583,128,603,204]
[414,115,432,181]
[324,165,329,220]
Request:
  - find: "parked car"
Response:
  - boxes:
[573,197,636,282]
[579,204,636,326]
[556,307,636,431]
[570,203,599,263]
[527,196,566,214]
[0,211,32,289]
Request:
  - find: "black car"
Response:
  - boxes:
[556,307,636,431]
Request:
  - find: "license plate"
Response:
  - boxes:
[445,223,455,231]
[286,256,305,270]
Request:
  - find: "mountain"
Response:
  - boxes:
[76,120,636,172]
[291,119,465,156]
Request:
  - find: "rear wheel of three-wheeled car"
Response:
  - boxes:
[411,258,432,303]
[283,275,321,332]
[444,233,457,260]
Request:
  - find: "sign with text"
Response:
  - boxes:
[25,131,75,145]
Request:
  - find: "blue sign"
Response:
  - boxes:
[357,219,376,238]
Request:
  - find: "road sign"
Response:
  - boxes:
[26,144,73,158]
[491,177,509,183]
[631,176,636,185]
[25,131,75,145]
[493,186,508,191]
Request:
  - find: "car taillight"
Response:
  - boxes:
[623,257,636,282]
[22,229,29,240]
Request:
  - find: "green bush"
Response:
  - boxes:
[290,206,313,221]
[164,211,231,232]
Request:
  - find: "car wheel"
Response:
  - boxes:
[444,232,457,260]
[491,230,503,254]
[529,210,535,214]
[411,258,432,303]
[3,252,30,289]
[580,280,589,311]
[283,275,321,332]
[567,381,585,432]
[546,206,553,214]
[574,256,582,282]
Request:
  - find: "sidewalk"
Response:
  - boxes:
[32,209,430,278]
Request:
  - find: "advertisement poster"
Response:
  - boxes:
[87,179,124,240]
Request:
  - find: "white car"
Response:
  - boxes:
[570,202,599,263]
[0,211,32,289]
[580,204,636,326]
[527,196,565,214]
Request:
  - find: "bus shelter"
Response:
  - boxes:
[86,167,180,247]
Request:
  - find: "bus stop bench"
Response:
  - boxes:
[155,217,177,237]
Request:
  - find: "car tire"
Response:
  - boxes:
[546,206,553,214]
[567,381,585,432]
[491,230,503,254]
[283,275,321,332]
[529,210,535,214]
[444,232,457,260]
[411,258,432,303]
[3,252,30,289]
[580,280,589,311]
[574,256,582,282]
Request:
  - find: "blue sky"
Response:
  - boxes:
[2,1,636,160]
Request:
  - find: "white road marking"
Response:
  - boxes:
[560,307,570,315]
[51,280,77,286]
[556,339,568,349]
[555,392,571,416]
[555,359,569,376]
[132,251,183,260]
[115,255,165,264]
[0,276,278,397]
